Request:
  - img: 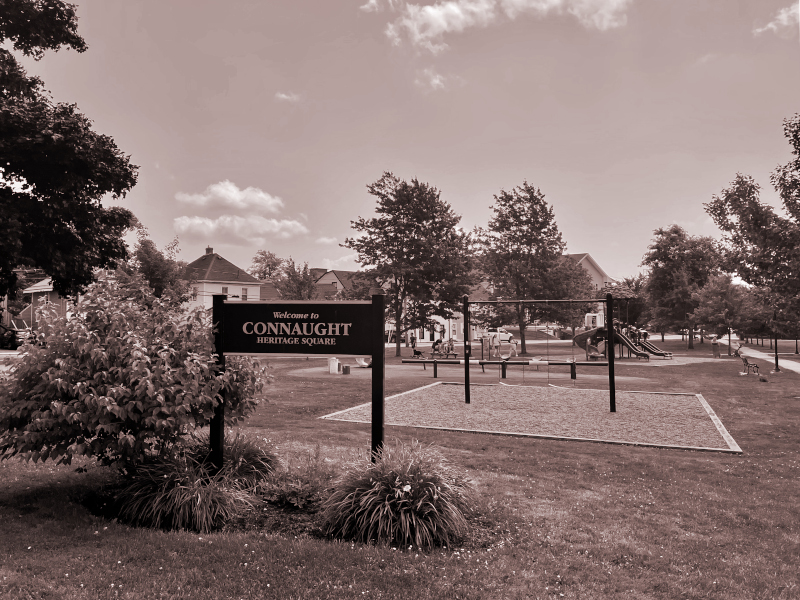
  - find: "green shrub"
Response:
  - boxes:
[321,440,474,549]
[115,431,276,533]
[0,276,270,470]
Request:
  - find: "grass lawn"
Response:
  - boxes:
[2,339,799,599]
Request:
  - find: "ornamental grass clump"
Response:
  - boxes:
[321,440,474,549]
[185,431,278,489]
[116,432,277,533]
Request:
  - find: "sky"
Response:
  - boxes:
[17,0,800,280]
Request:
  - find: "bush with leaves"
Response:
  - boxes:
[321,440,474,549]
[0,276,269,470]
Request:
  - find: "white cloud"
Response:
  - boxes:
[174,215,309,245]
[414,66,465,90]
[275,91,301,103]
[321,253,360,270]
[175,180,283,213]
[379,0,632,52]
[360,0,403,11]
[315,236,338,245]
[753,3,799,36]
[388,0,496,53]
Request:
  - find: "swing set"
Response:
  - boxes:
[462,293,618,412]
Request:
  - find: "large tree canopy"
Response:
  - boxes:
[641,225,721,345]
[0,0,138,297]
[344,172,473,356]
[477,182,591,353]
[705,114,800,317]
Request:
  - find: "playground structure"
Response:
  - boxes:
[461,294,618,410]
[573,327,673,360]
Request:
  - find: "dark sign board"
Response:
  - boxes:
[220,301,373,356]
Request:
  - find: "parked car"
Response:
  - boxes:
[486,327,514,343]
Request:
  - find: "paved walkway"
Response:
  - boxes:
[719,339,800,375]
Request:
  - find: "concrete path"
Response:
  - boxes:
[720,339,800,375]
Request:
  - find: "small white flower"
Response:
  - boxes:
[402,484,411,492]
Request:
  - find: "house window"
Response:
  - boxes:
[242,288,248,302]
[332,281,338,289]
[222,286,228,295]
[191,287,198,301]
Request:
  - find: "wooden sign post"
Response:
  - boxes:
[211,292,386,471]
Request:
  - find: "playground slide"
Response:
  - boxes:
[572,328,599,351]
[614,331,650,360]
[640,340,673,357]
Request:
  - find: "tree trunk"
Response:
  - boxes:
[518,306,527,355]
[688,324,694,349]
[395,303,403,357]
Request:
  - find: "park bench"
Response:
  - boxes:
[430,350,459,359]
[740,356,759,375]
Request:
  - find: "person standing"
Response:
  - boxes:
[711,335,720,358]
[491,332,500,357]
[410,333,416,350]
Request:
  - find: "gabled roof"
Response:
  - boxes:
[183,252,261,284]
[259,281,282,300]
[315,283,339,299]
[309,268,327,281]
[565,252,613,282]
[330,270,377,291]
[22,278,54,294]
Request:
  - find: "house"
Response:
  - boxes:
[565,253,615,291]
[312,269,379,299]
[20,278,69,329]
[183,247,281,310]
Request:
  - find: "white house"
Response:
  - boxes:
[183,247,280,311]
[565,253,614,291]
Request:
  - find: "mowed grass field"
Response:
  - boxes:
[1,338,799,599]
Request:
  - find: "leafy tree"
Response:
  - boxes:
[477,182,590,354]
[705,114,800,335]
[0,0,138,298]
[344,172,474,356]
[248,250,284,280]
[690,274,748,354]
[129,232,188,302]
[0,275,267,471]
[641,225,722,348]
[620,274,648,327]
[274,258,318,300]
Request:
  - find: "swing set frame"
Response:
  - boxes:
[462,293,617,412]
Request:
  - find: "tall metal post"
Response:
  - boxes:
[463,295,470,404]
[772,309,780,374]
[210,294,227,472]
[606,293,616,412]
[371,290,386,461]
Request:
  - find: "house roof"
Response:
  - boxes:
[22,278,54,294]
[315,283,339,299]
[565,252,613,282]
[259,281,282,300]
[309,268,327,281]
[183,252,261,284]
[330,270,377,291]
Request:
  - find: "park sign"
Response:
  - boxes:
[210,294,386,469]
[220,301,373,356]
